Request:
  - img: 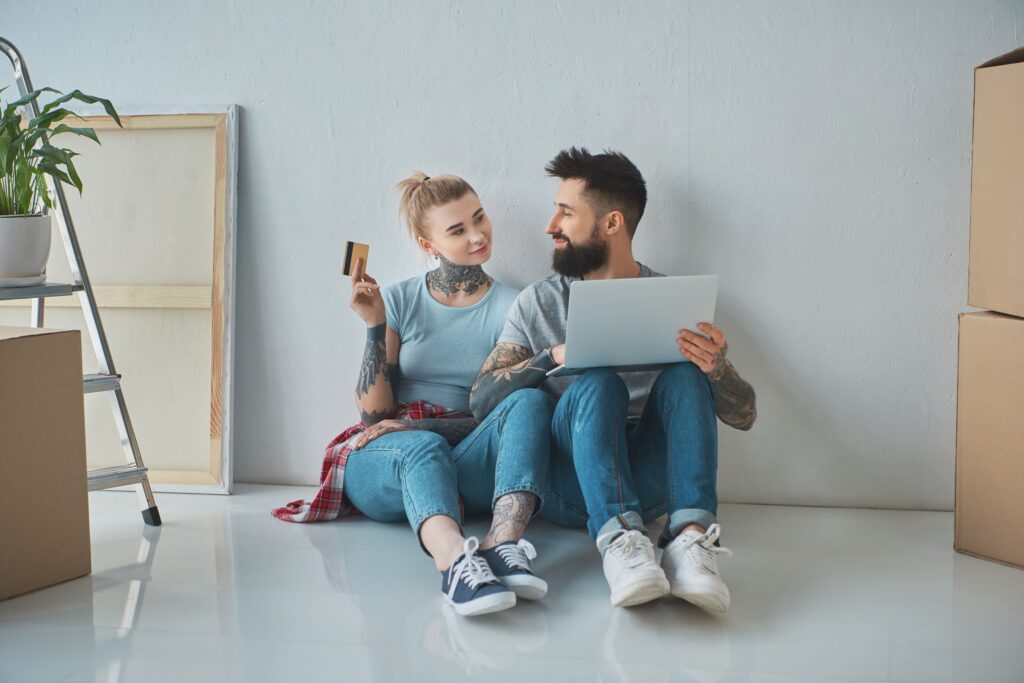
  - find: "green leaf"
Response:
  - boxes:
[48,124,100,144]
[2,87,61,120]
[28,108,73,130]
[41,89,122,128]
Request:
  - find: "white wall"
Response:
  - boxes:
[3,1,1021,509]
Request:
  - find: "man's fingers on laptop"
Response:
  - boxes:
[679,329,718,354]
[679,337,715,364]
[679,343,714,373]
[697,323,728,349]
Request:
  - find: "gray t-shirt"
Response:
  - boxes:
[497,263,664,417]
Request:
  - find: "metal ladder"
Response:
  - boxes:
[1,36,160,526]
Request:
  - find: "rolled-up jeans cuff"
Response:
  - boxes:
[492,485,545,520]
[664,508,718,543]
[415,510,463,557]
[596,510,647,555]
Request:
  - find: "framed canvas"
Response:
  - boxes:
[0,107,239,493]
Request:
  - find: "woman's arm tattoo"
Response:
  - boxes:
[469,343,555,418]
[399,417,480,446]
[707,359,757,431]
[356,324,397,424]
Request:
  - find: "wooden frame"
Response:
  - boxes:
[0,108,238,493]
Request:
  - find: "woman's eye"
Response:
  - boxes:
[453,229,464,235]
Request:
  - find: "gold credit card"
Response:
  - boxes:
[342,241,370,276]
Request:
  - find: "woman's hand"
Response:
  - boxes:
[677,322,729,378]
[348,257,385,327]
[353,419,410,449]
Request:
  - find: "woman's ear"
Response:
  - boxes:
[417,236,434,257]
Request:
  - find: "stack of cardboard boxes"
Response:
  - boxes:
[0,327,91,600]
[955,47,1024,570]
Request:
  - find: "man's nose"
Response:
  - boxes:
[545,216,559,234]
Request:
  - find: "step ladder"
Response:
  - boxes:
[1,37,160,526]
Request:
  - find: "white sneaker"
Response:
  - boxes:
[660,523,734,612]
[596,529,670,607]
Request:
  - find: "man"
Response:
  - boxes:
[469,147,757,610]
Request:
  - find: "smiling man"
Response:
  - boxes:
[469,147,757,610]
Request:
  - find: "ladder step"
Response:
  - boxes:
[87,464,149,491]
[0,282,83,301]
[83,373,121,394]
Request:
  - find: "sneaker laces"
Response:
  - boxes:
[495,539,537,572]
[678,523,733,572]
[447,537,498,598]
[596,529,653,569]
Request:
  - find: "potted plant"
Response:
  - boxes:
[0,87,120,286]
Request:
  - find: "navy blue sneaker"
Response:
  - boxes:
[441,538,516,616]
[479,539,548,601]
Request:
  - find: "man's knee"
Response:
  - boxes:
[566,367,629,401]
[501,387,555,417]
[655,362,710,395]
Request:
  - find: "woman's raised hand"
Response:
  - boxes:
[348,257,386,326]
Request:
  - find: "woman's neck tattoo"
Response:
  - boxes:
[426,255,492,296]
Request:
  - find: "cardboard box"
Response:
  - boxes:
[955,312,1024,569]
[1,326,91,600]
[968,47,1024,318]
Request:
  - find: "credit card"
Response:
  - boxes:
[342,241,370,276]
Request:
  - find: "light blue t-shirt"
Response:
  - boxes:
[383,275,519,413]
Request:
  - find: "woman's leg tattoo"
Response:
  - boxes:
[481,491,537,548]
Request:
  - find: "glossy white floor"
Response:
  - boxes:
[2,485,1023,683]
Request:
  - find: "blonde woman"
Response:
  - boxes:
[344,173,553,616]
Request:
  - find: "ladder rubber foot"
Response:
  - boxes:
[142,506,162,526]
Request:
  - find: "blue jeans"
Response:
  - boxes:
[541,364,719,543]
[344,389,554,551]
[344,430,461,545]
[452,388,554,515]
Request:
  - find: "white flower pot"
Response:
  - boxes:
[0,214,52,287]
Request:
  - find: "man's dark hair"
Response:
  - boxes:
[545,147,647,238]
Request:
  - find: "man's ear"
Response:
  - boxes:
[604,210,627,236]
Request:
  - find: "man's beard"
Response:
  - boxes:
[551,223,609,278]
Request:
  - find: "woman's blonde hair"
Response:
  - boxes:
[396,172,476,242]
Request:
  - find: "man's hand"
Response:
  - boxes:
[353,419,410,449]
[677,322,729,378]
[551,343,566,366]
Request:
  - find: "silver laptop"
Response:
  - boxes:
[547,275,719,377]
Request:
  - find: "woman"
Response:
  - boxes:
[343,172,552,616]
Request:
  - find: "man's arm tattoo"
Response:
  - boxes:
[707,359,757,431]
[468,343,556,419]
[400,417,480,446]
[482,491,537,546]
[355,324,396,424]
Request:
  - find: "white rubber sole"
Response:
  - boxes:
[500,574,548,601]
[609,570,670,607]
[668,580,730,612]
[444,590,517,616]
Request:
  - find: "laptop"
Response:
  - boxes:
[546,275,719,377]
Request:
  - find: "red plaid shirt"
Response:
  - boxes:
[272,401,469,523]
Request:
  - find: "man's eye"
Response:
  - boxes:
[563,211,571,217]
